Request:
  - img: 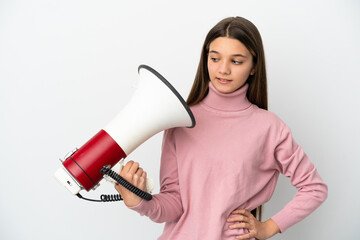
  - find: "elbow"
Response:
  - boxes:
[300,181,328,206]
[311,182,328,205]
[319,182,328,203]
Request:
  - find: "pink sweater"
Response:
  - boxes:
[130,82,328,239]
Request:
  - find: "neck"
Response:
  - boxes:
[201,82,252,112]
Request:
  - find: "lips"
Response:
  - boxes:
[216,77,232,84]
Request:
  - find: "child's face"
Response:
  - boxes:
[207,37,255,93]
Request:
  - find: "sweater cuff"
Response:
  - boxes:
[271,209,298,233]
[128,199,144,210]
[128,199,152,216]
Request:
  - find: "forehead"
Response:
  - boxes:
[209,37,250,56]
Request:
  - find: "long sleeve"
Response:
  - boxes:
[129,129,183,223]
[270,123,328,233]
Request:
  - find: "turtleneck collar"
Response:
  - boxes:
[201,82,252,112]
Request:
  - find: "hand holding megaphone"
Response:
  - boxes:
[113,160,151,207]
[103,159,154,194]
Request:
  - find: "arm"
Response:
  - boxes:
[127,129,183,223]
[270,123,328,233]
[228,123,328,239]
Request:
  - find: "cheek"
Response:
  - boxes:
[235,65,253,79]
[233,69,248,80]
[207,62,216,78]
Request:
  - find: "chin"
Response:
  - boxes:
[211,82,237,93]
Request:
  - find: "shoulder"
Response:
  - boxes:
[253,105,283,122]
[188,103,204,115]
[251,105,287,131]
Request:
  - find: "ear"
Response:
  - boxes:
[250,63,257,75]
[250,67,256,75]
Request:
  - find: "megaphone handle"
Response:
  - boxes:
[100,165,152,201]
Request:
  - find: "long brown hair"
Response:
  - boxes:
[186,16,267,220]
[186,16,267,111]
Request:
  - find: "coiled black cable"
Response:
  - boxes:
[76,193,123,202]
[76,165,152,203]
[100,194,123,202]
[100,165,152,201]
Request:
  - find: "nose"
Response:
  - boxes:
[219,61,231,75]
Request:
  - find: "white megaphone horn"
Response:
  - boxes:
[54,65,195,198]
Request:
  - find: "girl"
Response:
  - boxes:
[115,16,328,240]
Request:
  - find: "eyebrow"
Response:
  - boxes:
[209,50,248,58]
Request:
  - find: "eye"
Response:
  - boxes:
[232,60,243,65]
[210,57,219,62]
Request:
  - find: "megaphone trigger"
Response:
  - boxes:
[103,159,124,184]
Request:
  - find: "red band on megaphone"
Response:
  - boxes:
[63,129,126,191]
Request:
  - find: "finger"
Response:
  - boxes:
[229,222,251,230]
[135,167,144,177]
[141,171,147,184]
[114,183,122,194]
[128,161,140,174]
[138,171,147,189]
[232,209,251,217]
[133,168,143,183]
[139,170,146,180]
[236,232,254,240]
[122,160,134,173]
[227,215,250,223]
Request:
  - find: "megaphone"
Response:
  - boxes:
[54,65,195,200]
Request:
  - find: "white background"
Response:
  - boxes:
[1,0,359,239]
